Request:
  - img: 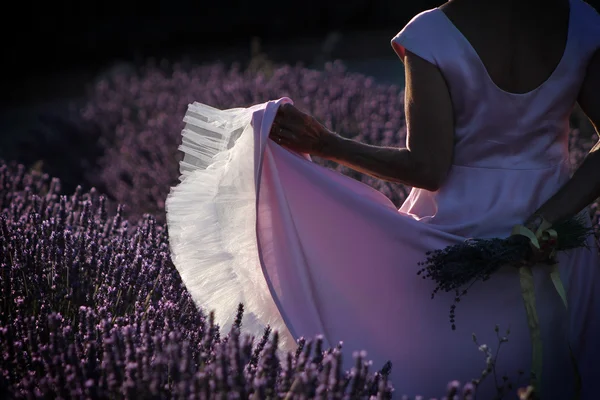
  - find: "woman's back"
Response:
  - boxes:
[391,0,600,235]
[439,0,571,95]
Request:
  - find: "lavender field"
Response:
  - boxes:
[1,59,599,399]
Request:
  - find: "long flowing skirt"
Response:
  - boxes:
[166,98,600,399]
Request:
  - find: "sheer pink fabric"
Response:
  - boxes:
[166,0,600,398]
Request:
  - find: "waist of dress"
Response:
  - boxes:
[400,158,573,238]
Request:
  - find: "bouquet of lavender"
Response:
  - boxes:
[417,215,596,330]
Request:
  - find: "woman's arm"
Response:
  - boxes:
[318,50,455,191]
[320,136,439,190]
[525,48,600,228]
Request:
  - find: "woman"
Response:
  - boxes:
[166,0,600,398]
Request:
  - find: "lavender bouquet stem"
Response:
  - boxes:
[417,214,596,330]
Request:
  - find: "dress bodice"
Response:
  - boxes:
[389,0,600,236]
[391,0,600,171]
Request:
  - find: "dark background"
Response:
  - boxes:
[1,1,450,105]
[4,0,600,103]
[1,0,599,147]
[4,2,440,72]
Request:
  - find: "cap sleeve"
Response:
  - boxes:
[569,0,600,67]
[390,9,440,66]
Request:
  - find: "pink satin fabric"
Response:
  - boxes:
[251,1,600,398]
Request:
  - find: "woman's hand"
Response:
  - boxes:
[269,103,338,157]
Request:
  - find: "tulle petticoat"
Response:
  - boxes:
[166,99,297,355]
